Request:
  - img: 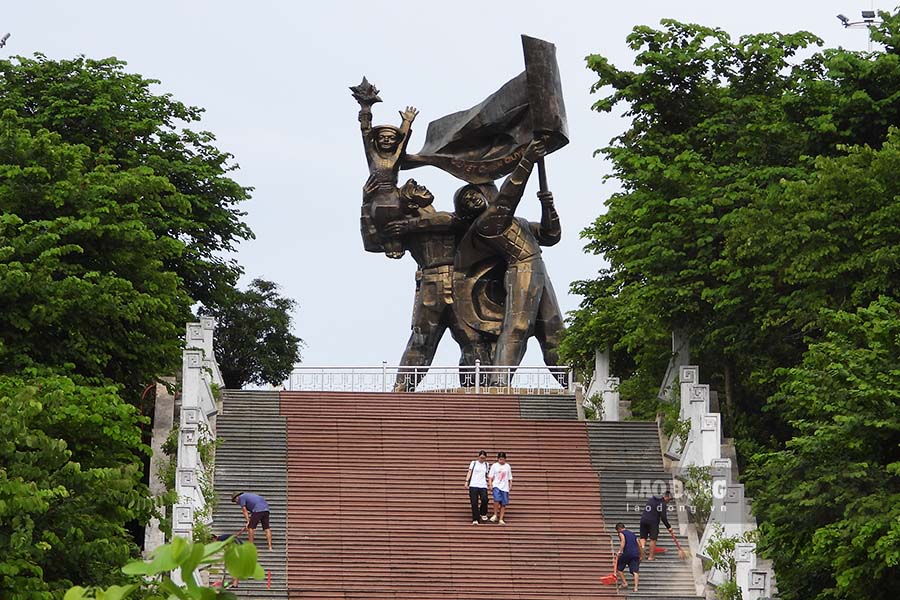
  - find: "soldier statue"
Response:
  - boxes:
[452,137,565,378]
[351,36,569,389]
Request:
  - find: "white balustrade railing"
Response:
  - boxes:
[678,365,774,600]
[286,361,574,395]
[172,318,223,585]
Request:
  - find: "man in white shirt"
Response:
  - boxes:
[488,452,513,525]
[464,450,491,525]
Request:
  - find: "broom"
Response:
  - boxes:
[599,553,618,585]
[669,528,689,560]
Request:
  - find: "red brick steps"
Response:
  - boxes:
[281,392,616,599]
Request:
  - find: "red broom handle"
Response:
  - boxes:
[669,528,683,551]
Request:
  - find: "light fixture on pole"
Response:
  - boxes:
[837,9,883,50]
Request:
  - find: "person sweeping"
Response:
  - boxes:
[639,489,673,560]
[231,491,273,551]
[614,523,641,592]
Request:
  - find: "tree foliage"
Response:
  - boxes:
[566,12,900,598]
[0,373,151,598]
[0,110,191,393]
[0,54,253,309]
[0,54,280,594]
[747,298,900,600]
[200,279,302,389]
[565,14,900,410]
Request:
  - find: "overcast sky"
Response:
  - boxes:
[5,1,882,367]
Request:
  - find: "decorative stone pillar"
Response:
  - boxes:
[701,413,722,465]
[679,367,710,468]
[679,366,699,421]
[699,459,740,555]
[186,317,214,356]
[602,377,620,421]
[585,347,610,405]
[735,542,769,600]
[748,568,771,600]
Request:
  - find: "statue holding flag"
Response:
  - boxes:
[352,36,570,386]
[451,137,565,382]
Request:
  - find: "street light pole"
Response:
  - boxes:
[837,5,882,51]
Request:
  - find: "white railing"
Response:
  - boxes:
[677,366,774,600]
[286,361,574,395]
[171,318,223,585]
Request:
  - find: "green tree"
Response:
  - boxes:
[566,12,900,598]
[0,373,152,598]
[0,54,261,594]
[564,12,900,421]
[0,111,191,394]
[747,297,900,600]
[0,54,253,310]
[200,279,302,389]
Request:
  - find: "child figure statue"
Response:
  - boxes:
[351,77,418,258]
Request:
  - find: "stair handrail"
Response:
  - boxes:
[172,318,224,585]
[678,366,774,600]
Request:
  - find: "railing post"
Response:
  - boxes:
[475,360,481,394]
[382,361,387,393]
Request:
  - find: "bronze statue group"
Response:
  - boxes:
[352,79,566,389]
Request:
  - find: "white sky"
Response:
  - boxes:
[6,1,881,366]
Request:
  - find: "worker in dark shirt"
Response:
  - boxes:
[615,522,641,592]
[638,490,673,560]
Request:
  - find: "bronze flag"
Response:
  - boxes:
[402,35,569,184]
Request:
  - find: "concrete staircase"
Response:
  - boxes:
[587,421,702,599]
[211,390,288,598]
[209,390,701,599]
[279,391,617,599]
[518,394,579,420]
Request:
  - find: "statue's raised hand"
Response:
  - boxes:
[400,106,419,122]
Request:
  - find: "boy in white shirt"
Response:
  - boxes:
[488,452,512,525]
[464,450,490,524]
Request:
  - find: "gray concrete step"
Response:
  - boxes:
[587,421,700,598]
[211,390,288,599]
[518,395,579,420]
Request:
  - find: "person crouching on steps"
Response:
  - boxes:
[488,452,512,525]
[231,491,273,551]
[465,450,491,525]
[615,522,640,592]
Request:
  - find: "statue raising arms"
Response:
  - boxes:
[351,77,418,258]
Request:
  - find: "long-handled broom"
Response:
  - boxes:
[669,528,689,560]
[599,553,618,586]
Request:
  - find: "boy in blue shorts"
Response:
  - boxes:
[615,522,640,592]
[488,452,512,525]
